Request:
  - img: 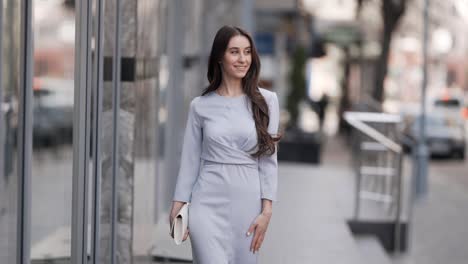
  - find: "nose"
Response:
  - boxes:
[238,53,246,62]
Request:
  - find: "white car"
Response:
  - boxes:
[403,113,466,159]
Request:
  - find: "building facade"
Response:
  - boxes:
[0,0,254,263]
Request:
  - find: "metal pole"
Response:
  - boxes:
[394,151,404,252]
[71,0,92,263]
[17,0,34,263]
[353,132,362,220]
[0,0,4,182]
[90,0,105,262]
[165,0,186,208]
[414,0,430,198]
[111,0,122,262]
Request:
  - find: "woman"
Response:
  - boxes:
[170,25,280,264]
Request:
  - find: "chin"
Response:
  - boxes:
[233,71,248,79]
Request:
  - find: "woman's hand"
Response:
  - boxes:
[247,199,273,254]
[169,201,190,241]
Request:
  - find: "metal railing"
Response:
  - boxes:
[344,111,405,252]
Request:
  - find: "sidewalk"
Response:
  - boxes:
[155,133,468,263]
[393,157,468,264]
[25,134,468,263]
[262,134,468,264]
[153,135,388,263]
[258,135,380,264]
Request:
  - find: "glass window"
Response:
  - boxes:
[0,0,21,263]
[30,1,75,262]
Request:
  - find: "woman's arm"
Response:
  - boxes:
[258,92,280,201]
[169,98,202,241]
[247,92,280,253]
[261,198,273,216]
[172,97,203,202]
[247,198,273,254]
[169,201,186,225]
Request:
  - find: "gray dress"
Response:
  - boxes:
[173,88,279,264]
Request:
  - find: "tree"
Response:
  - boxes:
[63,0,75,9]
[286,46,307,129]
[357,0,409,103]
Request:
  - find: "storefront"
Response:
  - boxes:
[0,0,166,263]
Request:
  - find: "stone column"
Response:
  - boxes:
[100,0,136,263]
[99,0,159,263]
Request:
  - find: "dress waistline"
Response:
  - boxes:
[201,159,258,169]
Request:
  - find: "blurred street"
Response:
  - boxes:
[3,0,468,263]
[264,136,468,264]
[149,132,468,264]
[3,130,468,263]
[397,155,468,264]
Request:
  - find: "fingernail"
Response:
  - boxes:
[246,232,251,236]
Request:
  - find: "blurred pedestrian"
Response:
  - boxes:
[317,93,329,131]
[169,25,281,263]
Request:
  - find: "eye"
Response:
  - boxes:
[245,49,251,55]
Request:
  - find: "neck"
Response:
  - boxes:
[218,75,243,96]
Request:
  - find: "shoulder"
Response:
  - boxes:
[189,94,213,119]
[190,96,202,106]
[188,96,199,110]
[188,96,204,118]
[190,93,214,110]
[258,87,276,99]
[258,87,278,106]
[191,93,214,106]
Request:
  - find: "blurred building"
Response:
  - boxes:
[357,0,468,113]
[0,0,291,263]
[299,0,468,122]
[6,0,468,263]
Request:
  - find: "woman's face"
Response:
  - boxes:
[221,35,252,80]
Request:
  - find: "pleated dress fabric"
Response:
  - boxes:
[172,88,279,264]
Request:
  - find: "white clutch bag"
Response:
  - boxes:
[170,203,189,245]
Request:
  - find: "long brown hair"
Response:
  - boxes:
[202,25,281,158]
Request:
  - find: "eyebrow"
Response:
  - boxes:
[228,46,251,50]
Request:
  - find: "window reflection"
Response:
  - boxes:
[30,1,75,262]
[0,0,21,263]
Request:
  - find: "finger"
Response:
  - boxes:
[250,235,257,252]
[250,228,260,252]
[253,231,263,253]
[182,228,190,241]
[246,223,256,237]
[254,233,265,252]
[169,214,176,233]
[170,224,175,238]
[169,222,173,238]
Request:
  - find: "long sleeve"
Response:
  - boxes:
[173,98,203,202]
[258,92,280,201]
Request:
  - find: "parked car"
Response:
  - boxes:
[33,78,74,147]
[431,96,465,120]
[402,113,465,159]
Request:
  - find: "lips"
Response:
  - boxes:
[235,66,248,71]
